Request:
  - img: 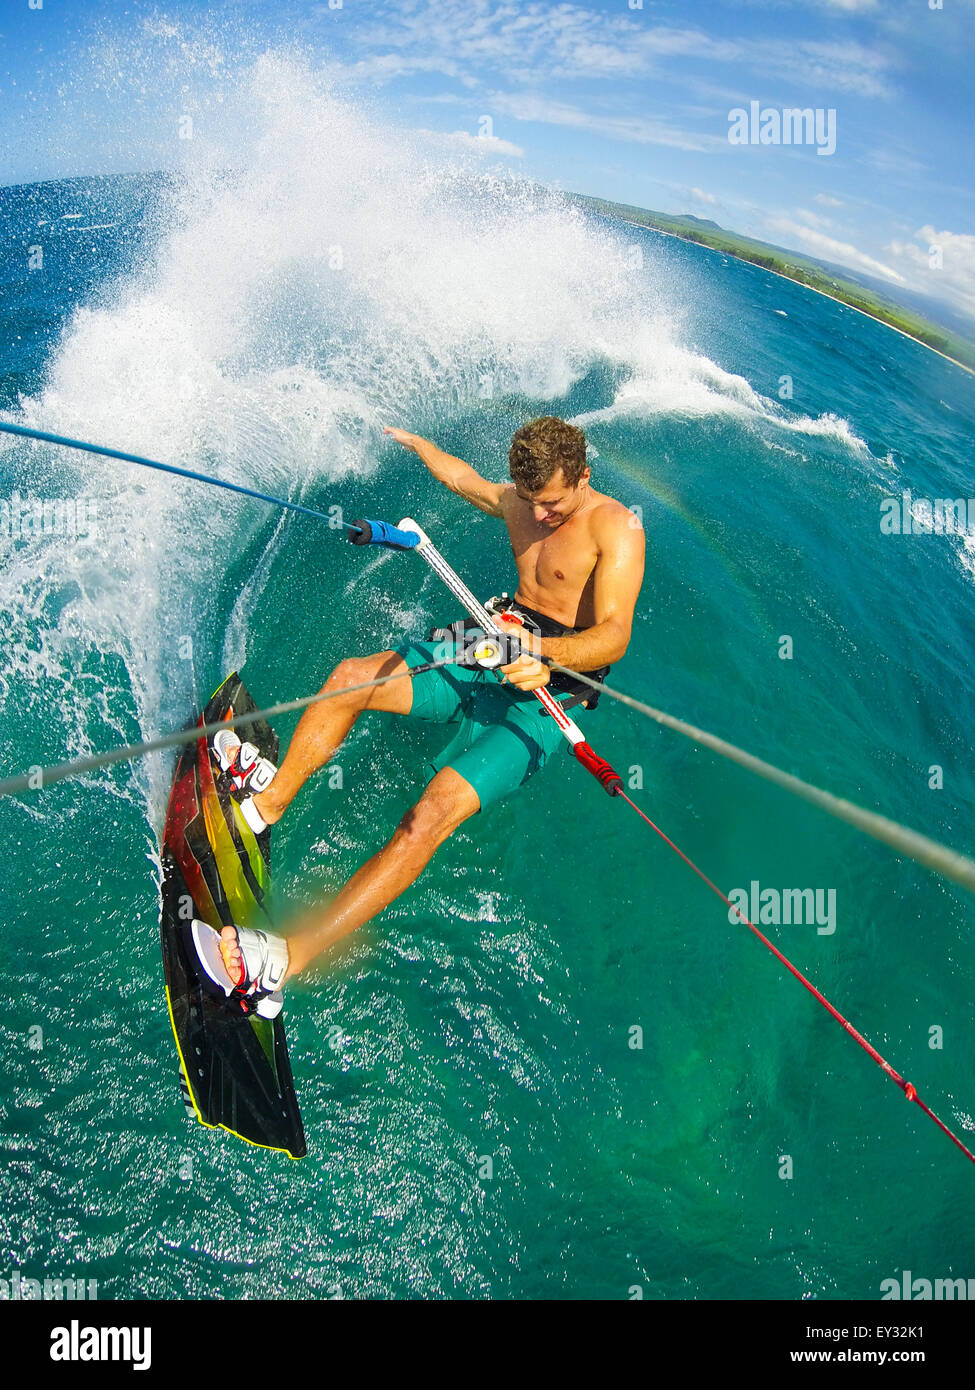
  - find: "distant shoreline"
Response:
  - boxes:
[618,217,975,379]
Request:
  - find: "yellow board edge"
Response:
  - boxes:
[164,982,304,1161]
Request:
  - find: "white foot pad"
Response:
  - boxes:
[189,919,237,995]
[238,795,268,834]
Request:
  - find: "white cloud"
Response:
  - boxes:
[767,216,907,283]
[339,52,476,87]
[690,187,718,204]
[778,39,891,97]
[349,4,895,99]
[863,147,927,178]
[815,193,844,207]
[795,207,834,228]
[490,92,726,152]
[441,129,524,157]
[887,225,975,319]
[819,0,878,11]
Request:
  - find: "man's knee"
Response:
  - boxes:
[326,656,367,693]
[396,775,479,851]
[325,653,393,701]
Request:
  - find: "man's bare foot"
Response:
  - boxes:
[219,924,292,985]
[188,920,290,1018]
[211,730,279,831]
[218,925,246,985]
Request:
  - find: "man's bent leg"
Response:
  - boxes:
[283,767,480,975]
[252,651,414,827]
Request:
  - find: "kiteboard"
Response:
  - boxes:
[159,672,306,1158]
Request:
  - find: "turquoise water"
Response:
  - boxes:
[1,67,974,1300]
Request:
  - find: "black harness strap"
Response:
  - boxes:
[501,602,611,711]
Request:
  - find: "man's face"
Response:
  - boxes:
[516,466,590,528]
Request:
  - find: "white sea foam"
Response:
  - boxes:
[571,335,868,449]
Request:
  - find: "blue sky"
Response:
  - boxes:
[2,0,974,322]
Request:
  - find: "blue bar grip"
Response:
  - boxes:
[348,518,421,549]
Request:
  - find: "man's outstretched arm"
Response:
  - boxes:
[383,426,509,517]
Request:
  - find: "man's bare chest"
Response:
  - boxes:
[505,517,598,619]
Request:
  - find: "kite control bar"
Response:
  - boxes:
[347,518,423,549]
[348,516,623,796]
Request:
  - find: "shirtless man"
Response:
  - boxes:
[195,416,644,1011]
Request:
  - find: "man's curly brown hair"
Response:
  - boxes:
[508,416,588,492]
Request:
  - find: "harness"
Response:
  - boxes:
[430,593,610,712]
[495,597,610,711]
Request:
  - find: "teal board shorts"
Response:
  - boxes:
[396,639,578,812]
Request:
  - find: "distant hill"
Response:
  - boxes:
[675,214,721,231]
[570,192,975,374]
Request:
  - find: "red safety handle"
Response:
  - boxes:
[573,741,622,795]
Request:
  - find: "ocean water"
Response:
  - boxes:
[1,55,973,1301]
